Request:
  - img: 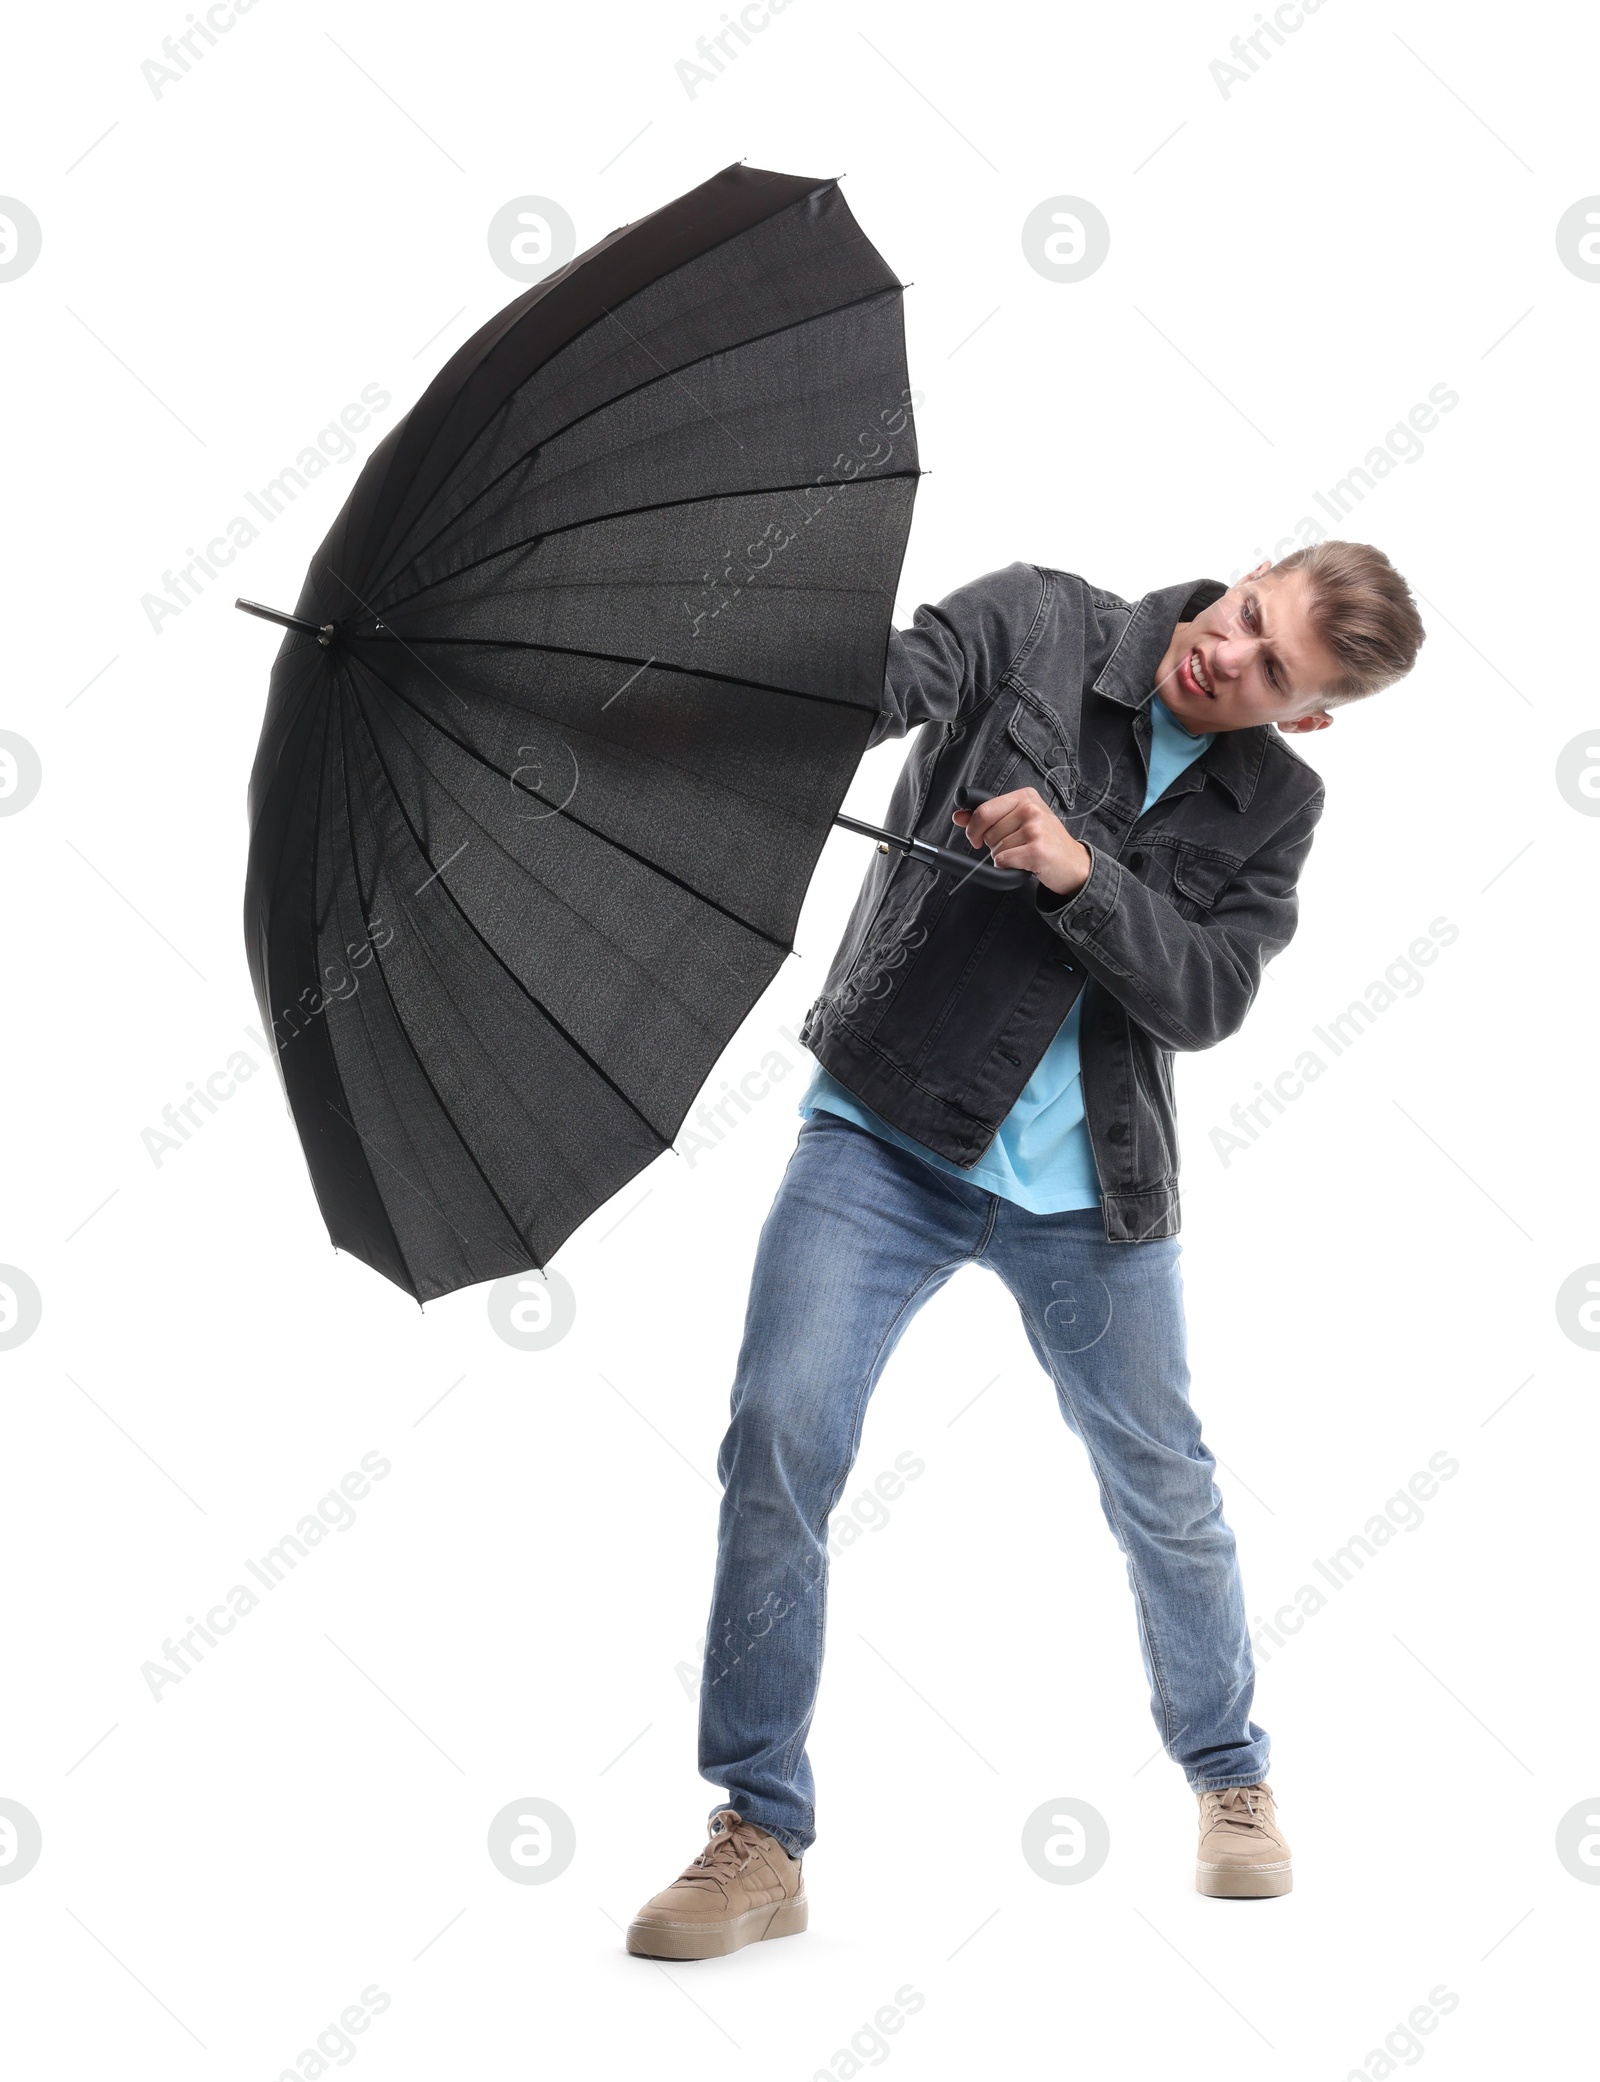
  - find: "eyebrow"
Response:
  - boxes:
[1247,589,1290,690]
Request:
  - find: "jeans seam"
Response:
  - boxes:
[772,1240,987,1809]
[1013,1296,1181,1755]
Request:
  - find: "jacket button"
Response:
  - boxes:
[1124,849,1145,871]
[1107,1122,1129,1144]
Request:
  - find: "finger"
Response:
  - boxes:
[973,805,1036,851]
[964,791,1024,847]
[987,829,1036,861]
[988,845,1037,876]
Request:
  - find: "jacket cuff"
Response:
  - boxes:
[1034,841,1118,941]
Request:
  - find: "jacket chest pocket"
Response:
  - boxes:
[965,691,1078,813]
[1129,839,1240,917]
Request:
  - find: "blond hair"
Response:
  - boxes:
[1272,540,1425,706]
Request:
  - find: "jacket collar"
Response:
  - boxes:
[1090,577,1266,811]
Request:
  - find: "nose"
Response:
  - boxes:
[1212,620,1259,680]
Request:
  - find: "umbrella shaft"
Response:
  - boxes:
[831,812,1029,892]
[834,810,921,855]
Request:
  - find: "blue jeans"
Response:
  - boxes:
[699,1112,1268,1856]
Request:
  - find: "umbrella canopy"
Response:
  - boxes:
[242,163,919,1301]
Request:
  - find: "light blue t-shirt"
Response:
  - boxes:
[798,693,1213,1212]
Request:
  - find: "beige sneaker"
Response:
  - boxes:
[626,1808,808,1959]
[1195,1782,1293,1898]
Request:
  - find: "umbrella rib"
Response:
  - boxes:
[362,470,920,623]
[347,630,879,721]
[401,668,830,847]
[344,649,745,1045]
[345,618,850,845]
[333,698,635,1279]
[333,684,535,1277]
[368,190,886,586]
[348,645,795,952]
[368,280,908,594]
[301,684,422,1297]
[342,669,680,1160]
[371,180,859,582]
[324,1098,484,1258]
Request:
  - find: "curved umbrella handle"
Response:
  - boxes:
[949,785,1037,888]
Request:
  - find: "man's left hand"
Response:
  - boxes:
[953,787,1092,897]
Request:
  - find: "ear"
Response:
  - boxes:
[1277,711,1332,735]
[1247,558,1272,579]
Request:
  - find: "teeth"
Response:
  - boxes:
[1190,649,1211,693]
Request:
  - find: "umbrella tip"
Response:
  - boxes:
[236,597,337,644]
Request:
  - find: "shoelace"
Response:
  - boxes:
[677,1816,764,1894]
[1200,1785,1276,1840]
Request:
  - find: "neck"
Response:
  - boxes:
[1153,689,1211,740]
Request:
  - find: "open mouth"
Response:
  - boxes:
[1177,647,1215,700]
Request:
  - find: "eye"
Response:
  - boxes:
[1244,599,1278,688]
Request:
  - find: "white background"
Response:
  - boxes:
[2,0,1597,2075]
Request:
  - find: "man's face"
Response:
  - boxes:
[1154,561,1343,735]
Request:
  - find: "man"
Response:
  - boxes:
[627,542,1425,1961]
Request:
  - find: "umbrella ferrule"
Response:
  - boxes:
[235,598,338,645]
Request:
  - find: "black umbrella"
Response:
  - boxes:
[240,161,1016,1302]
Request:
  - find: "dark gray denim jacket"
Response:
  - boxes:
[798,562,1326,1241]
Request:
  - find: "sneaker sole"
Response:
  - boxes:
[626,1894,808,1959]
[1196,1861,1293,1899]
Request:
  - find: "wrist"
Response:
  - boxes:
[1040,836,1093,898]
